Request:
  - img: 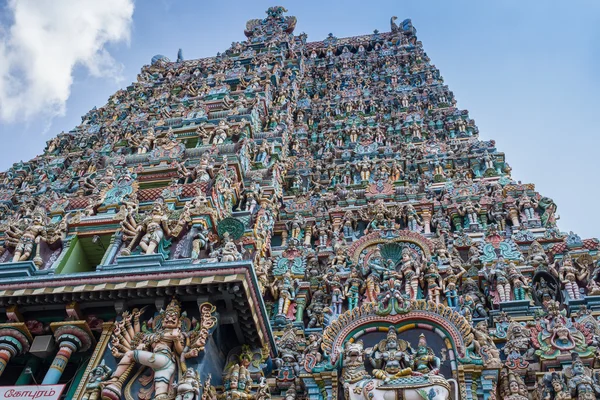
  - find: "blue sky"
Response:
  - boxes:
[0,0,599,239]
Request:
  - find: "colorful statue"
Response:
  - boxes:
[81,360,112,400]
[101,300,217,400]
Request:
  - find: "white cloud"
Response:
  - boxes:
[0,0,134,122]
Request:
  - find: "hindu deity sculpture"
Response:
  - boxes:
[536,372,571,400]
[81,360,112,400]
[466,320,502,368]
[174,369,201,400]
[442,271,460,308]
[344,268,364,310]
[396,248,421,300]
[191,226,211,259]
[484,260,513,303]
[368,327,414,381]
[565,353,600,400]
[324,270,344,315]
[518,193,538,222]
[101,299,217,400]
[3,209,65,267]
[423,263,443,303]
[458,200,481,227]
[459,278,489,318]
[306,289,326,328]
[272,271,297,318]
[341,341,450,400]
[301,333,323,372]
[403,204,422,232]
[211,232,243,262]
[119,198,175,256]
[558,253,588,300]
[499,369,529,400]
[274,329,302,390]
[506,263,529,301]
[488,202,508,232]
[362,246,392,303]
[527,240,549,268]
[222,363,252,400]
[503,321,533,361]
[412,334,442,375]
[533,277,560,308]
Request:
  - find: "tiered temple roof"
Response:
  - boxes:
[0,6,597,400]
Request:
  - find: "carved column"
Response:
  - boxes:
[15,357,40,385]
[295,284,310,323]
[42,322,94,385]
[304,225,313,246]
[281,230,289,248]
[480,369,499,400]
[98,232,123,269]
[421,209,432,234]
[508,208,520,228]
[0,323,32,377]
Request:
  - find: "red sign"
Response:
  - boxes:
[0,385,65,400]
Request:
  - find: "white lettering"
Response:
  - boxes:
[0,385,64,400]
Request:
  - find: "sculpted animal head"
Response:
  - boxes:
[344,340,365,359]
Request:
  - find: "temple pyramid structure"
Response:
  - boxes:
[0,6,597,400]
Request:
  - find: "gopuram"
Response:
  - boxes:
[0,6,598,400]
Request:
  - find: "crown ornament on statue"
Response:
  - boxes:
[387,326,397,341]
[165,298,182,316]
[418,333,428,347]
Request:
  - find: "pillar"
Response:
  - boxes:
[15,357,41,385]
[0,324,32,378]
[42,338,79,384]
[480,369,499,400]
[421,210,432,234]
[281,230,289,248]
[304,226,313,246]
[508,208,520,228]
[98,232,122,268]
[0,348,13,377]
[295,285,309,323]
[42,323,94,385]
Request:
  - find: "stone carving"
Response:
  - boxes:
[101,299,217,400]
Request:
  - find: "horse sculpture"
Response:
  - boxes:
[341,341,450,400]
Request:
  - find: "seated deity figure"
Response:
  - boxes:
[412,334,442,375]
[368,327,414,382]
[527,240,549,267]
[222,348,255,400]
[137,199,171,255]
[81,361,112,400]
